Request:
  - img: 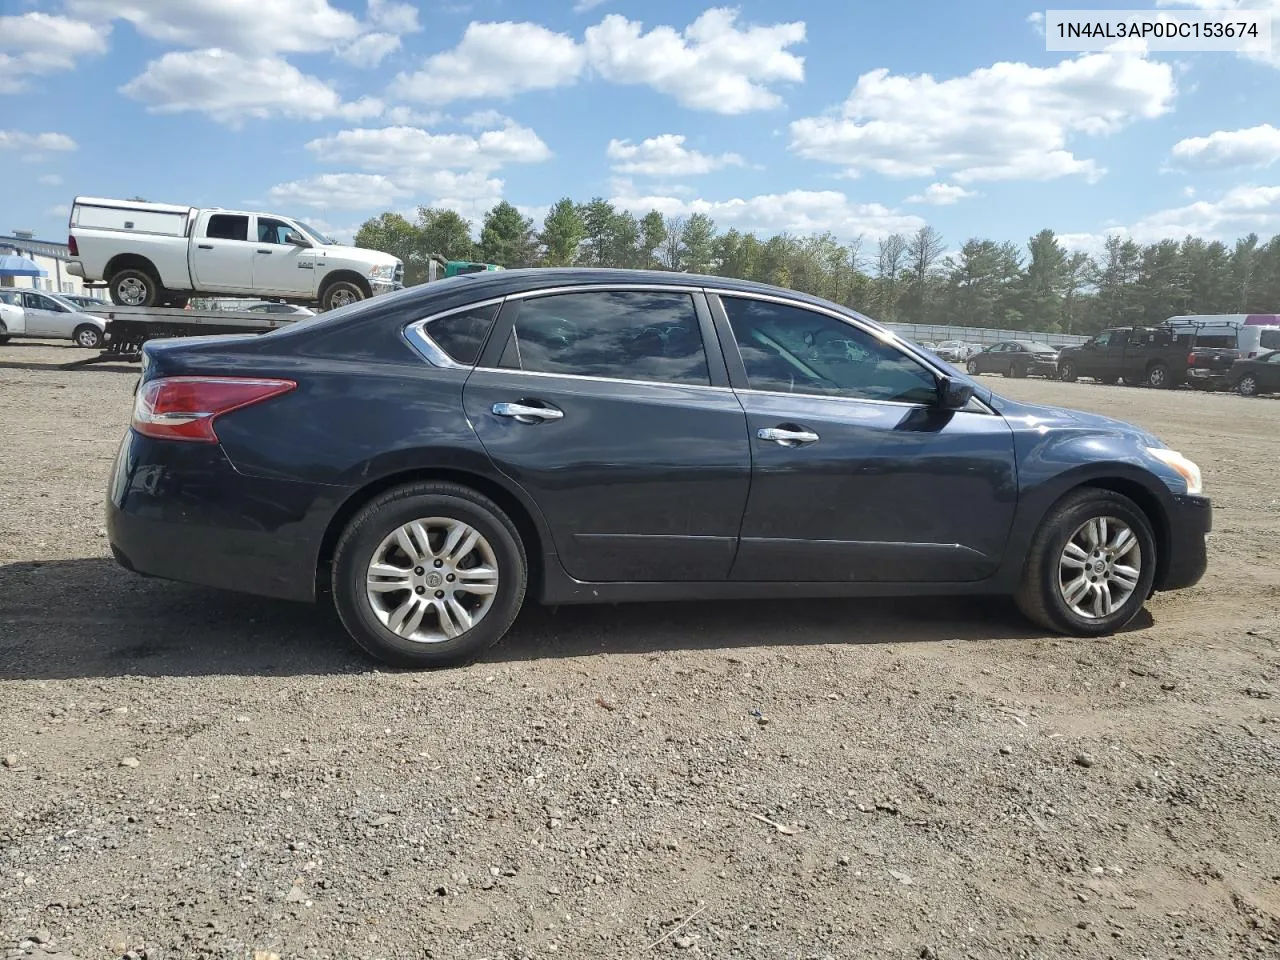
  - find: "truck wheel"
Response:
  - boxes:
[72,324,104,349]
[1238,375,1259,397]
[1146,362,1170,389]
[110,269,159,307]
[0,335,10,345]
[1059,360,1078,382]
[320,279,367,312]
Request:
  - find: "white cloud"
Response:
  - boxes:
[367,0,420,33]
[121,49,383,125]
[38,174,65,186]
[304,124,551,172]
[574,0,609,11]
[1063,183,1280,250]
[462,109,513,129]
[905,182,979,205]
[1027,12,1046,36]
[0,131,79,154]
[1155,0,1280,67]
[385,106,446,125]
[67,0,358,55]
[392,21,586,103]
[1170,124,1280,170]
[0,13,108,92]
[339,32,401,68]
[790,49,1175,183]
[606,134,744,176]
[584,8,805,114]
[610,184,924,241]
[269,169,503,220]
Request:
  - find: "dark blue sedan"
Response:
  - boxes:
[107,270,1210,668]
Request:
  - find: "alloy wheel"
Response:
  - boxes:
[1057,516,1142,619]
[365,517,500,643]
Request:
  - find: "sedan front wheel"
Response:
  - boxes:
[1015,488,1157,637]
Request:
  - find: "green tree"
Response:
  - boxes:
[608,210,640,268]
[578,198,617,267]
[478,201,535,268]
[1020,229,1068,332]
[539,197,584,266]
[639,210,667,269]
[659,215,685,271]
[416,206,475,261]
[680,213,716,273]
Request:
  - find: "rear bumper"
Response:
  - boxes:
[1185,367,1230,383]
[1155,493,1211,592]
[106,430,341,602]
[66,260,85,278]
[1031,360,1060,376]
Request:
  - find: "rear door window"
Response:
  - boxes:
[1261,330,1280,351]
[499,291,710,386]
[205,214,249,241]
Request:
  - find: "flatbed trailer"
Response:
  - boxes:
[62,305,296,370]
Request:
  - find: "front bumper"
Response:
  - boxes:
[1154,493,1211,592]
[369,278,403,295]
[106,430,341,602]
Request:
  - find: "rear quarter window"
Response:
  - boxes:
[1260,330,1280,351]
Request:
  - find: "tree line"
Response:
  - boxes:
[354,199,1280,335]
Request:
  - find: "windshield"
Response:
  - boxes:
[294,221,336,245]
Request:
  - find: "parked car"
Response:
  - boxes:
[1227,350,1280,397]
[934,340,970,363]
[1057,326,1238,389]
[1165,315,1280,359]
[62,293,109,310]
[965,340,1060,378]
[0,289,108,347]
[66,196,403,312]
[106,269,1210,669]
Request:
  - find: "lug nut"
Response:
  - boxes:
[434,559,444,568]
[435,590,445,599]
[446,574,455,582]
[415,567,424,575]
[415,586,425,595]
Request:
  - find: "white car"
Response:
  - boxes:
[0,289,107,348]
[66,196,403,312]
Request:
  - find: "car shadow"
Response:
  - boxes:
[0,557,1146,681]
[0,359,138,373]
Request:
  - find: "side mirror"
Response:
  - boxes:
[285,231,310,248]
[938,375,975,410]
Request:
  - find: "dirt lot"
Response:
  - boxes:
[1,341,1278,960]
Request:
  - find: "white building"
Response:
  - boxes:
[0,232,93,296]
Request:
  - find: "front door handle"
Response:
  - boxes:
[757,425,819,446]
[492,401,564,424]
[257,249,273,254]
[197,244,213,250]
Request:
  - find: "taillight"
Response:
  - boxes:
[131,376,295,442]
[1187,353,1195,366]
[68,235,78,257]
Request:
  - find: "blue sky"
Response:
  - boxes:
[2,0,1279,255]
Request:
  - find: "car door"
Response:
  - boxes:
[709,292,1017,583]
[21,292,70,337]
[461,286,752,582]
[189,213,257,293]
[251,216,316,297]
[976,343,1004,373]
[1263,352,1280,392]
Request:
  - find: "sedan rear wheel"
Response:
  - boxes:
[1015,488,1156,636]
[966,359,979,375]
[1238,374,1259,397]
[331,482,527,668]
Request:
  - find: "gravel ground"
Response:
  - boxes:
[2,341,1278,960]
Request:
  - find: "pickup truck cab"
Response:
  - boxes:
[66,197,403,312]
[1057,326,1238,389]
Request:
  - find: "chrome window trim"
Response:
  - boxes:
[402,295,509,369]
[504,283,707,299]
[471,365,734,393]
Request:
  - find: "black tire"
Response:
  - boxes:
[331,482,528,669]
[72,324,103,349]
[966,359,980,375]
[109,268,159,307]
[320,278,368,312]
[0,335,10,345]
[1009,361,1027,379]
[161,295,189,309]
[1146,362,1170,389]
[1059,360,1078,383]
[1015,488,1157,637]
[1237,375,1259,397]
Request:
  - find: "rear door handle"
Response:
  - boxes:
[257,249,272,254]
[492,401,564,424]
[757,425,820,446]
[197,244,213,250]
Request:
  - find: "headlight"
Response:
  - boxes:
[368,264,395,280]
[1147,447,1203,495]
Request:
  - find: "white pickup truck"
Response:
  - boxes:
[66,197,403,311]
